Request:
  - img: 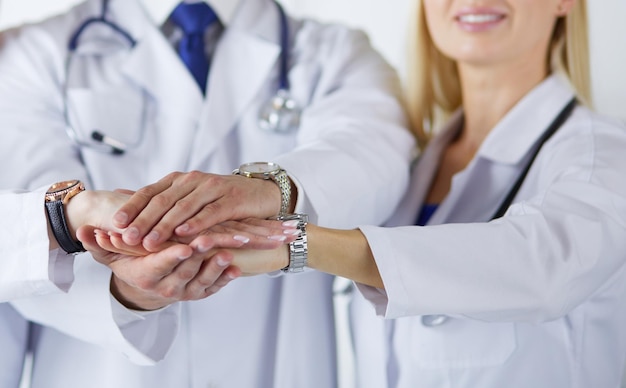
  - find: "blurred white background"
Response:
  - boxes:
[0,0,624,121]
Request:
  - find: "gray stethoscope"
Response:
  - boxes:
[64,0,301,156]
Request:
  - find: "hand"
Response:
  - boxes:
[111,171,283,250]
[66,190,131,240]
[192,218,298,276]
[76,226,240,311]
[100,218,300,256]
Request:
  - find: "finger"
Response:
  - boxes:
[125,173,216,247]
[173,177,274,237]
[201,266,241,297]
[218,220,301,244]
[149,254,206,300]
[141,186,220,251]
[138,244,195,281]
[106,232,152,256]
[76,226,107,256]
[147,173,234,245]
[113,174,177,231]
[114,188,136,196]
[187,224,291,252]
[184,250,235,299]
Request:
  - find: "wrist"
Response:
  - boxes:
[65,190,92,240]
[110,275,169,311]
[233,162,292,217]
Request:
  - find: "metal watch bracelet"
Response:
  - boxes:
[277,213,308,273]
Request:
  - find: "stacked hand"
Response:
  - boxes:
[74,172,297,311]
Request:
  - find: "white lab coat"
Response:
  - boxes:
[352,76,626,388]
[0,0,414,386]
[0,187,79,387]
[0,187,76,302]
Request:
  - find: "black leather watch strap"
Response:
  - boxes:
[45,200,85,254]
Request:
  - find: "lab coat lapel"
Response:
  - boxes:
[386,112,463,227]
[187,0,282,169]
[106,0,204,176]
[113,1,203,118]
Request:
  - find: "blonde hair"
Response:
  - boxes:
[405,0,590,146]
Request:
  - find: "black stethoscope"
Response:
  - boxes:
[64,0,300,156]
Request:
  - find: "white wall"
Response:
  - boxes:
[587,0,626,121]
[0,0,82,27]
[1,0,624,121]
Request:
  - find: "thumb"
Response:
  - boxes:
[76,225,110,257]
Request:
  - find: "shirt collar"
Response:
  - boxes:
[477,74,576,165]
[140,0,240,26]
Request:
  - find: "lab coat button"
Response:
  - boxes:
[421,314,449,327]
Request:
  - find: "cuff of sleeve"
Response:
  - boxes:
[111,294,181,362]
[15,186,74,298]
[12,261,179,365]
[358,225,411,319]
[354,282,389,317]
[110,294,170,327]
[48,248,75,293]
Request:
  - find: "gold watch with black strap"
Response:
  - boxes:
[44,180,86,254]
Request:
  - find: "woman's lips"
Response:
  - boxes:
[455,11,506,32]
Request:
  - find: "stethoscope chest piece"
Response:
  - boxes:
[258,89,301,133]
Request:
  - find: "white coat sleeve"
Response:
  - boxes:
[358,112,626,323]
[0,187,75,302]
[274,25,415,228]
[0,23,179,364]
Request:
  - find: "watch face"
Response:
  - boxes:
[45,180,84,203]
[47,180,80,194]
[239,162,281,174]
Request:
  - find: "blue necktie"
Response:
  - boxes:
[170,2,219,94]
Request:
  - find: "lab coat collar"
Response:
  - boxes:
[187,0,283,167]
[385,111,463,227]
[98,0,283,168]
[477,74,576,165]
[139,0,240,27]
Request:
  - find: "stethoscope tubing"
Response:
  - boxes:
[64,0,295,155]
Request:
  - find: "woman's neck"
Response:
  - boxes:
[457,60,548,151]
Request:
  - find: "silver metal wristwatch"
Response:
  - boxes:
[233,162,291,217]
[277,213,308,273]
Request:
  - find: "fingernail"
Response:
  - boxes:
[283,229,301,236]
[217,256,230,267]
[125,227,139,242]
[146,231,160,242]
[178,252,192,260]
[114,212,128,226]
[282,220,300,227]
[196,244,210,253]
[177,223,190,233]
[268,235,287,242]
[233,235,250,244]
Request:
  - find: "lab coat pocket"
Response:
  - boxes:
[410,317,517,368]
[65,87,145,147]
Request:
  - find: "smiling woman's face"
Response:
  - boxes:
[423,0,570,69]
